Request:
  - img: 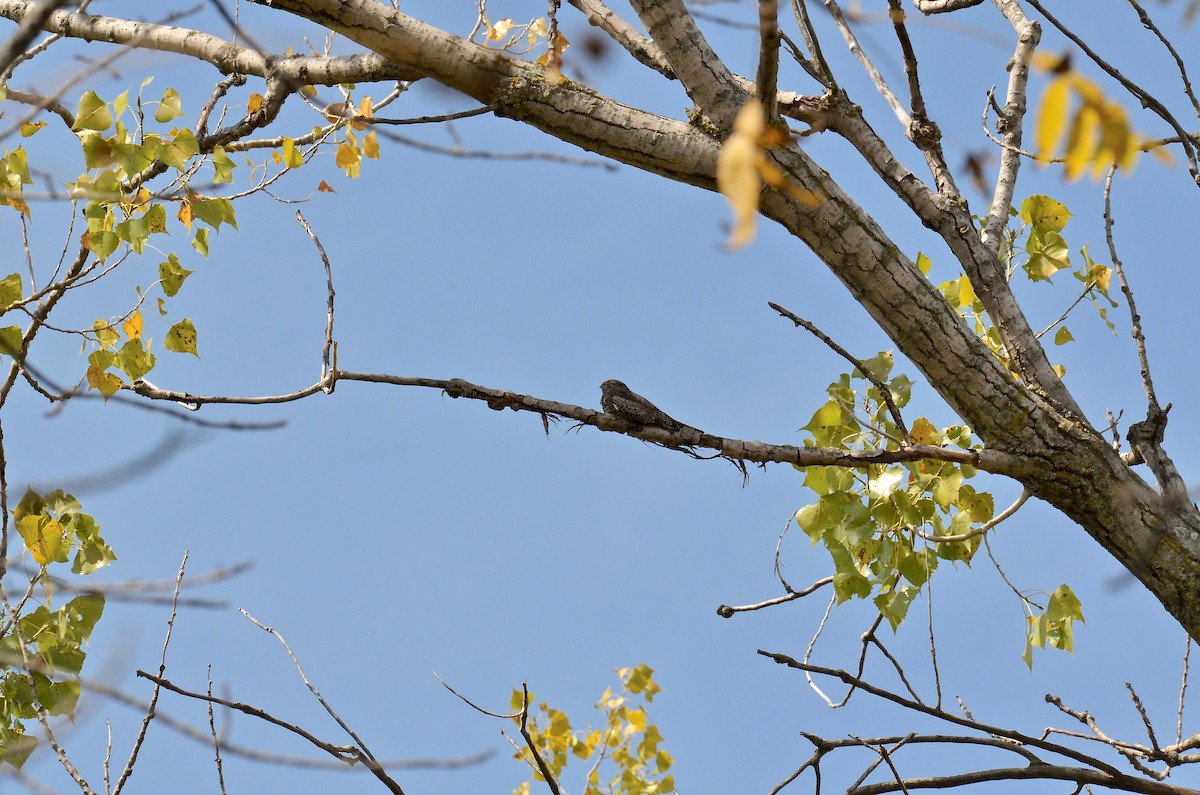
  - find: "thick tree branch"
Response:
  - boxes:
[628,0,745,128]
[0,1,412,84]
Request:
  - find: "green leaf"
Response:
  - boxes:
[875,582,920,631]
[113,203,168,254]
[192,228,210,257]
[1020,194,1071,234]
[72,91,113,131]
[0,726,38,769]
[1025,228,1070,280]
[192,197,237,230]
[154,87,184,122]
[165,318,199,357]
[898,547,937,586]
[803,400,856,448]
[115,338,155,381]
[113,138,157,175]
[158,254,194,297]
[4,148,31,185]
[0,273,23,309]
[964,491,995,523]
[0,325,22,356]
[855,350,894,381]
[1025,584,1085,667]
[157,127,199,169]
[85,229,120,262]
[211,146,236,183]
[71,513,116,575]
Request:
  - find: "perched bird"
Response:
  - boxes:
[600,379,687,431]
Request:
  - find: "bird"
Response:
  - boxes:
[600,379,687,431]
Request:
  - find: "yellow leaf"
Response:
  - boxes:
[1064,104,1099,181]
[19,515,63,566]
[909,417,937,445]
[1035,77,1070,162]
[958,275,976,308]
[122,311,143,340]
[363,130,379,160]
[716,100,766,250]
[317,180,337,193]
[248,93,265,114]
[177,200,193,229]
[487,18,516,41]
[336,142,360,176]
[282,138,303,168]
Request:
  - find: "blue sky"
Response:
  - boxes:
[4,2,1200,793]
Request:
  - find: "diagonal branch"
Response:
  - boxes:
[566,0,672,77]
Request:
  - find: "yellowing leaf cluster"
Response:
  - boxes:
[1033,53,1143,180]
[794,356,998,628]
[3,488,112,768]
[512,664,674,795]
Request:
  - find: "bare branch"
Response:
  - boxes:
[0,1,413,85]
[517,683,562,795]
[980,1,1040,254]
[237,612,403,792]
[716,576,834,617]
[114,552,189,795]
[1125,0,1200,120]
[823,0,909,127]
[566,0,673,77]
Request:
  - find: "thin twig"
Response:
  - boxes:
[239,610,388,777]
[1125,0,1200,118]
[769,301,909,439]
[518,683,562,795]
[823,0,909,127]
[294,211,337,389]
[1105,168,1158,417]
[716,576,833,617]
[1180,635,1191,748]
[980,0,1040,255]
[885,0,957,195]
[912,487,1031,543]
[127,372,1024,475]
[1126,682,1162,755]
[373,127,619,169]
[788,0,836,87]
[207,665,229,795]
[114,551,189,794]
